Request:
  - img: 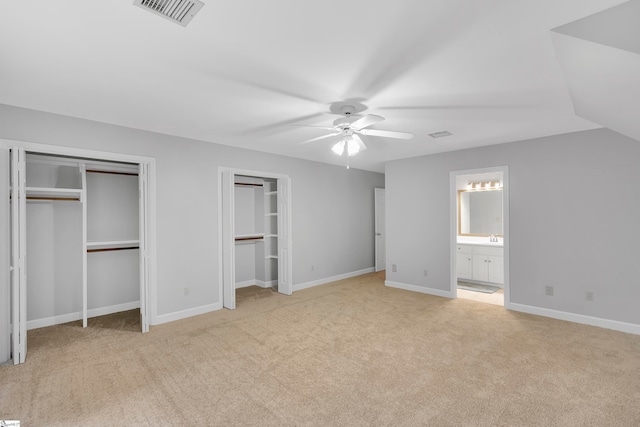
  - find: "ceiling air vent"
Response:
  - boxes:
[428,131,453,139]
[134,0,204,27]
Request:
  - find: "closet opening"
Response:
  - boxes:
[219,168,292,310]
[7,145,154,365]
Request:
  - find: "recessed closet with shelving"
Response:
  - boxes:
[220,168,292,310]
[234,176,278,290]
[24,153,142,327]
[7,146,152,365]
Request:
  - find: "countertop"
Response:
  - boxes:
[457,238,503,247]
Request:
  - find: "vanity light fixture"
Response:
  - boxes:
[467,181,502,191]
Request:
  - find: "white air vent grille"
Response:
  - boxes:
[428,131,453,139]
[134,0,204,27]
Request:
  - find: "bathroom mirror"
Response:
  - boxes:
[458,189,503,236]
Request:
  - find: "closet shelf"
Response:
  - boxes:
[265,234,278,238]
[87,240,140,249]
[266,255,278,259]
[235,234,264,242]
[87,240,140,253]
[26,187,82,201]
[265,213,278,217]
[265,191,277,196]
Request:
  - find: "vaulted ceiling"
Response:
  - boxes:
[0,0,636,172]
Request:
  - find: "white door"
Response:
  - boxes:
[374,188,386,272]
[277,177,292,295]
[138,162,150,332]
[10,147,27,364]
[221,170,236,309]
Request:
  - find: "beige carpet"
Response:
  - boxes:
[2,272,640,426]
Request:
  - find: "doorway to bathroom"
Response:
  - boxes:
[450,166,510,308]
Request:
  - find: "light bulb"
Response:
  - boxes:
[331,140,345,156]
[347,139,360,156]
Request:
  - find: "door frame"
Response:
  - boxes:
[1,139,157,364]
[374,188,386,272]
[218,167,293,309]
[449,166,510,308]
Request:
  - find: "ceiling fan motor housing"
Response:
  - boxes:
[334,106,360,129]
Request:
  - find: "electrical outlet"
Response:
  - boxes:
[545,286,554,296]
[585,291,594,301]
[423,270,428,277]
[184,287,190,296]
[392,264,397,273]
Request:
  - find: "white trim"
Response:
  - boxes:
[510,303,640,336]
[26,301,141,330]
[385,280,453,299]
[235,280,274,289]
[256,280,276,289]
[293,268,374,292]
[449,166,511,309]
[152,303,222,326]
[235,280,256,289]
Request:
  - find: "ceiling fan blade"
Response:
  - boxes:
[298,132,341,144]
[291,124,337,131]
[242,112,328,135]
[351,134,367,151]
[359,129,413,140]
[349,114,385,130]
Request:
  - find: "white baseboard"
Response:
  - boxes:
[152,302,222,326]
[237,280,276,289]
[385,280,453,299]
[256,280,276,289]
[293,268,375,292]
[235,280,255,289]
[27,301,140,330]
[509,303,640,335]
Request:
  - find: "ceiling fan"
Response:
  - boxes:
[296,105,413,157]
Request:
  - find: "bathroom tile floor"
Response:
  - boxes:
[457,286,504,306]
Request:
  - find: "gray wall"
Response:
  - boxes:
[386,128,640,325]
[0,104,384,323]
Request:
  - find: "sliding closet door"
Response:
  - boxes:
[139,163,150,332]
[10,147,27,364]
[221,170,236,309]
[277,177,292,296]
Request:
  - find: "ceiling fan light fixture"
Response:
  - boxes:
[331,140,346,156]
[347,139,360,156]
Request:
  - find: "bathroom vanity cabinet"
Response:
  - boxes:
[456,244,503,285]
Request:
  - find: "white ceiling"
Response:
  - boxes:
[0,0,632,172]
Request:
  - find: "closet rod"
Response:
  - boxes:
[27,196,80,201]
[235,183,263,187]
[235,236,264,241]
[87,246,139,253]
[86,169,139,176]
